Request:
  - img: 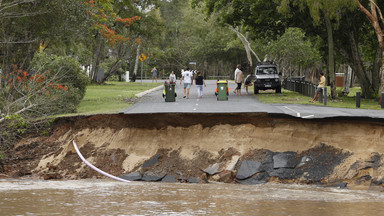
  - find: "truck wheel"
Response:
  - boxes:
[254,86,259,94]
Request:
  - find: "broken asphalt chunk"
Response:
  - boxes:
[120,172,142,181]
[142,171,166,181]
[236,160,262,180]
[273,152,298,169]
[142,154,161,168]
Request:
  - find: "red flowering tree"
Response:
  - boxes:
[83,0,141,83]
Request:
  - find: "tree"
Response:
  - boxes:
[82,0,141,83]
[191,0,288,40]
[228,26,261,68]
[268,27,321,78]
[355,0,384,102]
[0,0,89,71]
[191,0,285,71]
[277,0,356,99]
[333,8,378,98]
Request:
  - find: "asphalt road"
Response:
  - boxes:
[123,80,384,120]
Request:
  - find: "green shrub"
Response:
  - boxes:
[30,53,89,113]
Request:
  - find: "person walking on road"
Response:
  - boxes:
[234,65,244,96]
[169,71,176,83]
[310,72,326,103]
[151,67,158,83]
[194,71,206,98]
[180,67,193,99]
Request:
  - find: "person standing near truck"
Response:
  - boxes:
[244,73,254,94]
[233,64,242,94]
[234,64,244,96]
[233,64,241,94]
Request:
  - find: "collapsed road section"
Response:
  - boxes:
[1,113,384,189]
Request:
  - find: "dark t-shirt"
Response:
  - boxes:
[195,76,204,85]
[244,75,253,85]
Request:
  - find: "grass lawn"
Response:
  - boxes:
[75,81,161,114]
[255,87,383,110]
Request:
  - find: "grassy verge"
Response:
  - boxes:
[74,81,161,114]
[255,87,382,110]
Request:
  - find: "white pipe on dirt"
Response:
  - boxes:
[72,140,130,182]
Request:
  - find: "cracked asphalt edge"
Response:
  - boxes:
[135,85,163,98]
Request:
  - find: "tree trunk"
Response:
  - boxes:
[228,26,261,63]
[343,65,352,94]
[372,46,381,92]
[132,43,141,82]
[91,36,104,83]
[325,16,337,99]
[348,27,375,98]
[101,59,121,83]
[380,58,384,104]
[356,0,384,102]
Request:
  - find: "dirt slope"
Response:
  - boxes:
[1,113,384,189]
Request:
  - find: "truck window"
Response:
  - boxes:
[256,67,277,75]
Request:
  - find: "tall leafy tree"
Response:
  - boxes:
[332,8,379,98]
[277,0,355,99]
[191,0,286,70]
[268,27,321,78]
[191,0,287,40]
[0,0,88,71]
[355,0,384,102]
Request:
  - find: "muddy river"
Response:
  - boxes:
[1,179,384,215]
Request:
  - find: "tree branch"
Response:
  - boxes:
[0,103,37,124]
[0,39,38,44]
[0,0,36,13]
[370,0,384,27]
[0,11,44,19]
[227,25,261,64]
[355,0,376,23]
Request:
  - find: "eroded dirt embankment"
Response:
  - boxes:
[1,113,384,189]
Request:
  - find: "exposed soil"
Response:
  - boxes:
[1,113,384,189]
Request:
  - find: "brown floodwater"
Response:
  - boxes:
[1,179,384,215]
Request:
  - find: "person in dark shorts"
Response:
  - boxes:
[234,65,244,96]
[233,64,242,94]
[151,67,158,83]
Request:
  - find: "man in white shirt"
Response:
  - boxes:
[180,67,193,99]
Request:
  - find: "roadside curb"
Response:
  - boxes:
[136,85,163,98]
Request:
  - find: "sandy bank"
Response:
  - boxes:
[1,113,384,189]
